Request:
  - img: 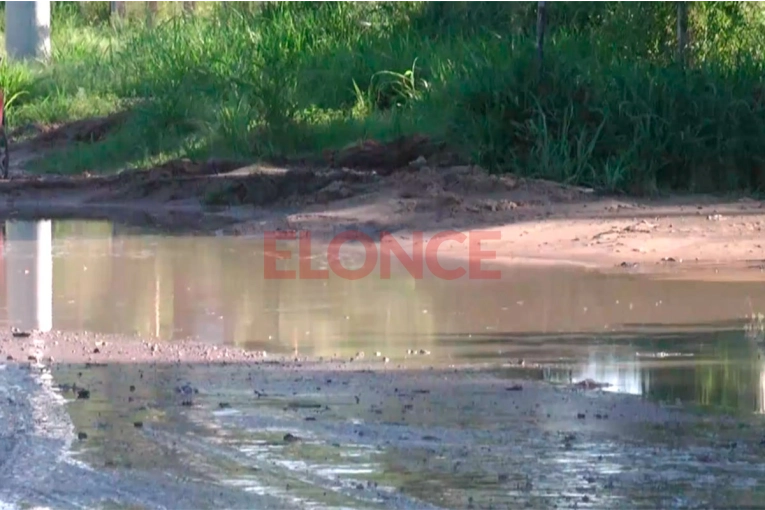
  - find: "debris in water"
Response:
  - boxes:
[573,379,611,390]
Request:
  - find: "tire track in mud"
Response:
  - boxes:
[0,361,297,510]
[143,423,447,510]
[170,388,765,510]
[0,360,78,509]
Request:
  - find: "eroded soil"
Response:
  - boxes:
[1,114,764,275]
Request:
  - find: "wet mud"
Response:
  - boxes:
[2,334,764,509]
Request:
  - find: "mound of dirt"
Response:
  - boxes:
[15,111,131,149]
[92,162,382,207]
[325,134,447,176]
[1,120,596,238]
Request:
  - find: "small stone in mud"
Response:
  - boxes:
[6,355,12,361]
[355,483,365,490]
[133,421,143,428]
[129,385,135,392]
[305,416,316,421]
[505,384,523,391]
[175,383,197,395]
[419,349,431,355]
[409,155,428,168]
[78,432,88,440]
[283,433,300,443]
[577,413,586,419]
[218,402,231,409]
[77,389,90,400]
[11,328,30,338]
[93,348,100,354]
[181,399,193,407]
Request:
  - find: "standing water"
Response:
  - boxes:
[0,218,763,509]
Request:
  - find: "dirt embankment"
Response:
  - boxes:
[3,113,765,273]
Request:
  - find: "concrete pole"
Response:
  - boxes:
[5,1,51,61]
[5,220,53,332]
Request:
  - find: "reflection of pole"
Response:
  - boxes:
[154,254,160,338]
[36,220,52,332]
[5,220,53,332]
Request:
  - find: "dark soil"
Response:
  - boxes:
[2,113,546,212]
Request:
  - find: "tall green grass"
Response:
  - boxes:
[4,1,765,194]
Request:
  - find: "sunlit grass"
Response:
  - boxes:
[4,2,765,192]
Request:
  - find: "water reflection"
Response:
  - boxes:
[2,220,53,332]
[533,331,765,413]
[1,219,765,413]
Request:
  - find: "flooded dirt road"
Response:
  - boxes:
[1,218,765,509]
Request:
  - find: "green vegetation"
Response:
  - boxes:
[4,2,765,194]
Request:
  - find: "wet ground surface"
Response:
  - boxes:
[4,358,763,510]
[1,218,765,509]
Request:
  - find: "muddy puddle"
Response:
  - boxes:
[1,218,765,509]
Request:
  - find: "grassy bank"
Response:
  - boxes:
[4,1,765,194]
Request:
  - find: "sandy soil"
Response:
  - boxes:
[3,115,765,277]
